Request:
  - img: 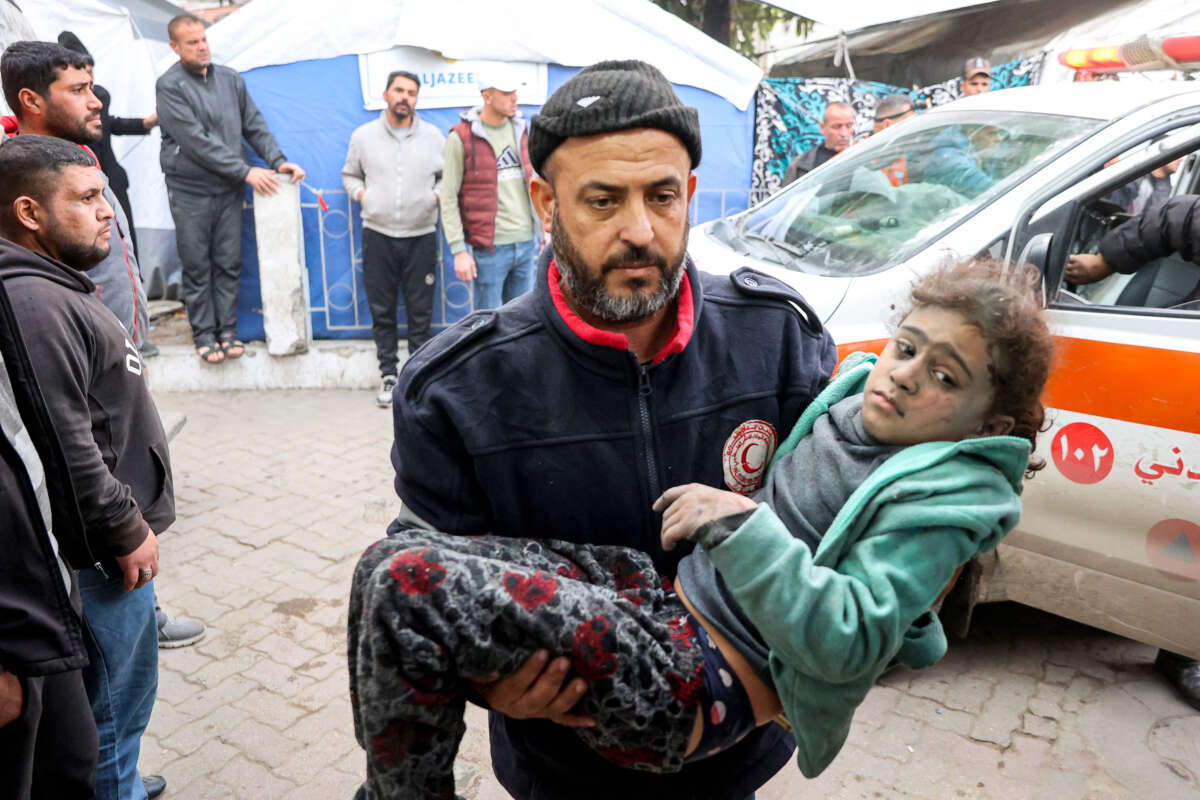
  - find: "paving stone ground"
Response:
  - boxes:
[145,389,1200,799]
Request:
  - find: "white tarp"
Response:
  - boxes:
[1040,0,1200,82]
[207,0,763,110]
[760,0,995,32]
[0,1,37,67]
[358,48,548,110]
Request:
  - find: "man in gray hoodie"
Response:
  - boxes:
[343,70,445,406]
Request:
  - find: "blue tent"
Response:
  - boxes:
[231,56,756,340]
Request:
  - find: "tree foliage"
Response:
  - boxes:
[651,0,812,59]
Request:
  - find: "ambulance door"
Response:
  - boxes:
[1000,126,1200,658]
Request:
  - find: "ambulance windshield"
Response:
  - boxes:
[715,110,1102,277]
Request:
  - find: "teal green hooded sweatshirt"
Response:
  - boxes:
[703,353,1029,777]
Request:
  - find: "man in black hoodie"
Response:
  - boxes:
[0,221,97,798]
[0,134,174,799]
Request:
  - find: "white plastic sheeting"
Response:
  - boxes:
[206,0,763,110]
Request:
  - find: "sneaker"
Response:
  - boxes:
[140,341,160,358]
[376,375,398,408]
[1155,649,1200,710]
[142,774,166,799]
[157,610,206,649]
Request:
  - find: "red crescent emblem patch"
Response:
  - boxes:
[722,420,777,494]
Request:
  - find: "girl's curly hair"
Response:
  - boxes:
[894,257,1054,477]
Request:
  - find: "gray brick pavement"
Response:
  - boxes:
[144,389,1200,799]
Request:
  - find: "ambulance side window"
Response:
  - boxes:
[1056,145,1200,314]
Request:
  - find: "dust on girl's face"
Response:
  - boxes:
[862,307,1010,445]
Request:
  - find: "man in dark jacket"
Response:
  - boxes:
[1066,193,1200,307]
[0,254,96,799]
[1066,193,1200,708]
[1,41,149,352]
[782,101,854,186]
[56,31,157,262]
[358,61,837,800]
[156,14,304,363]
[0,134,175,800]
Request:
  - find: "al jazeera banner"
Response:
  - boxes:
[358,46,548,110]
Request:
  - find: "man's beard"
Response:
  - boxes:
[552,208,687,323]
[391,103,412,120]
[48,226,109,270]
[46,105,100,145]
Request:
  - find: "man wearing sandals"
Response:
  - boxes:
[156,14,305,364]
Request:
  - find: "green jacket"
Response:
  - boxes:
[704,352,1028,777]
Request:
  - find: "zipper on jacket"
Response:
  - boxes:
[636,362,661,501]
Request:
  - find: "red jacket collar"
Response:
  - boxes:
[546,259,694,365]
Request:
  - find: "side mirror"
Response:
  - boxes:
[1016,232,1056,305]
[1017,232,1053,272]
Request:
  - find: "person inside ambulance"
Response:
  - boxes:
[871,94,916,188]
[1066,193,1200,310]
[1107,157,1183,216]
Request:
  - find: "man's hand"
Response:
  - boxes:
[277,162,306,184]
[115,529,159,592]
[0,671,21,728]
[654,484,757,550]
[245,166,281,196]
[1065,252,1113,285]
[355,189,364,204]
[453,251,477,282]
[468,650,595,728]
[143,112,158,131]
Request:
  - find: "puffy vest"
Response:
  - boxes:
[451,119,532,252]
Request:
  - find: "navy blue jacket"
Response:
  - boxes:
[391,248,837,799]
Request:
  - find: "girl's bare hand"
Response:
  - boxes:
[653,484,757,550]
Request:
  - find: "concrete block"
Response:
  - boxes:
[146,340,378,391]
[252,182,311,356]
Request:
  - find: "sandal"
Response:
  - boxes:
[196,342,225,364]
[218,334,245,359]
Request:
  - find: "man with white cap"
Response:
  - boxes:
[439,65,541,309]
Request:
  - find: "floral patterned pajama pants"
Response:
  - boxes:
[348,530,707,800]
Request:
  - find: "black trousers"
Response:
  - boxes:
[168,186,244,344]
[362,229,437,377]
[0,670,97,800]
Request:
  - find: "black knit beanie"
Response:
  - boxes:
[529,60,701,177]
[57,31,91,57]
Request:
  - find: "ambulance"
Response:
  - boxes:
[689,37,1200,658]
